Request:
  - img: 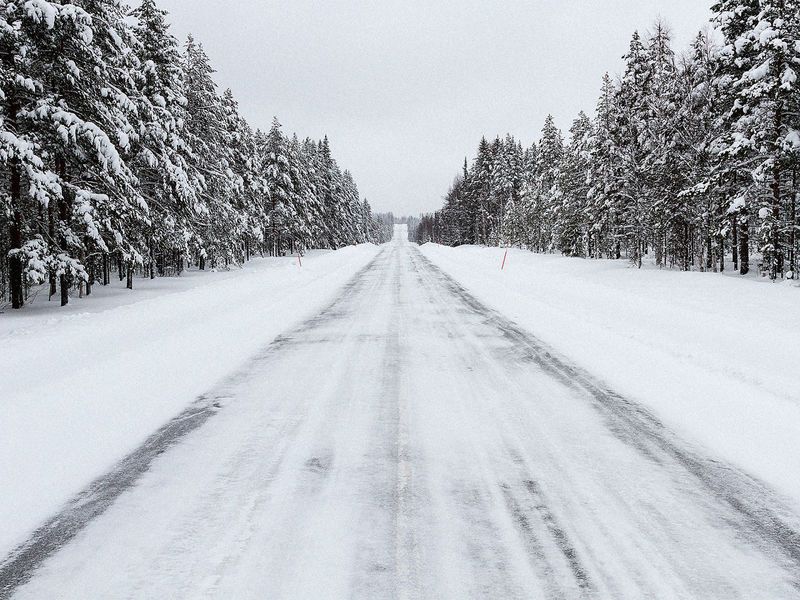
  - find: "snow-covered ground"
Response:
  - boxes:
[5,227,799,598]
[420,243,800,508]
[0,244,380,559]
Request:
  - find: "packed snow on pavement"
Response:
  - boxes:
[420,243,800,508]
[0,244,380,559]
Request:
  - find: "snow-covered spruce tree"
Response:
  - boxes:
[130,0,203,279]
[586,73,621,259]
[451,158,473,244]
[439,168,468,246]
[713,0,800,279]
[75,0,150,292]
[673,31,729,272]
[317,136,338,249]
[224,90,267,261]
[641,21,681,268]
[262,117,293,255]
[491,134,523,246]
[284,134,312,253]
[327,157,348,248]
[300,136,326,249]
[0,0,64,308]
[220,88,263,262]
[16,0,147,304]
[531,114,564,253]
[614,31,652,268]
[556,112,593,256]
[341,169,362,244]
[183,35,241,269]
[468,137,493,245]
[514,141,538,248]
[484,136,501,245]
[710,0,760,274]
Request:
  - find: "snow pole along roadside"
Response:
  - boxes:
[501,247,509,270]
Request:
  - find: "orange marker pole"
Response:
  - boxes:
[501,248,508,270]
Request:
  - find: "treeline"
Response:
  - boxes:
[420,1,800,280]
[0,0,389,310]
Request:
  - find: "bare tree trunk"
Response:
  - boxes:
[56,157,70,307]
[770,152,782,279]
[86,254,93,296]
[149,237,155,280]
[739,215,750,275]
[78,248,86,298]
[60,274,69,306]
[48,197,57,299]
[8,158,24,309]
[790,169,797,277]
[103,253,110,286]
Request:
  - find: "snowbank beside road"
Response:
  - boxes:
[420,243,800,507]
[0,244,380,558]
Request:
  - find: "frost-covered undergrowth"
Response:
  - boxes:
[421,243,800,508]
[0,244,380,557]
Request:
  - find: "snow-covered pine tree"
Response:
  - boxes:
[712,0,766,275]
[641,20,680,268]
[673,30,728,272]
[131,0,203,277]
[615,31,652,267]
[490,134,521,246]
[556,112,593,256]
[341,170,362,244]
[469,137,493,245]
[586,73,621,259]
[285,134,313,253]
[262,117,293,256]
[495,136,524,247]
[532,115,564,252]
[25,0,146,302]
[0,0,65,308]
[715,0,800,279]
[300,136,326,249]
[183,35,242,268]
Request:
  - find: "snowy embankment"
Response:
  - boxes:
[0,244,380,558]
[420,243,800,507]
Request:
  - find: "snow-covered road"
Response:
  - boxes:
[4,228,800,599]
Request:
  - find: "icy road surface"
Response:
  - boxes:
[4,228,800,599]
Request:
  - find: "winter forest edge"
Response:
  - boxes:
[0,0,394,310]
[415,2,800,282]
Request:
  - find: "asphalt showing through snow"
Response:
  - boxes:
[2,229,800,598]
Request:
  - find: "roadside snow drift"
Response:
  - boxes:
[0,244,380,558]
[420,243,800,508]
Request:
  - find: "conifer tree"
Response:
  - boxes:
[587,73,621,259]
[557,112,593,256]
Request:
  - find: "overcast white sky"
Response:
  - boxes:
[152,0,713,216]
